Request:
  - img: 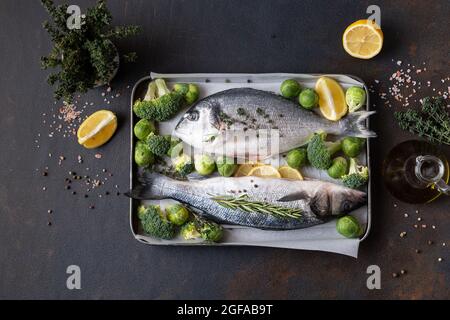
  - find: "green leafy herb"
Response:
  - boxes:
[211,194,302,219]
[40,0,140,101]
[237,108,248,117]
[395,97,450,145]
[219,111,234,127]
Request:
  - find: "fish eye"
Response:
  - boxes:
[187,110,199,121]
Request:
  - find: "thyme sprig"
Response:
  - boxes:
[421,96,450,132]
[211,194,302,219]
[395,97,450,145]
[40,0,140,101]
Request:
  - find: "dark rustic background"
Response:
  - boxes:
[0,0,448,299]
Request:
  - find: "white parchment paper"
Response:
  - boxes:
[132,73,372,258]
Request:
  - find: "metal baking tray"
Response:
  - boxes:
[129,73,372,249]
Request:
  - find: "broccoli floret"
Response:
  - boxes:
[180,221,201,240]
[342,158,369,189]
[138,205,176,240]
[137,205,148,220]
[167,137,183,158]
[307,133,342,169]
[133,79,184,122]
[195,218,224,242]
[146,132,170,157]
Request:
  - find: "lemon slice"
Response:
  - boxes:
[234,163,265,177]
[247,165,281,178]
[77,110,117,149]
[278,166,304,180]
[343,19,383,59]
[315,76,348,121]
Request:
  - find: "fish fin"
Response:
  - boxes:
[277,191,309,202]
[125,185,153,200]
[126,172,172,200]
[341,111,377,138]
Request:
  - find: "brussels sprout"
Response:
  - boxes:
[173,83,189,95]
[280,79,302,99]
[174,83,200,105]
[342,137,365,158]
[165,204,190,226]
[327,157,348,179]
[345,86,366,112]
[336,215,362,238]
[216,156,238,177]
[174,154,195,176]
[286,148,307,169]
[299,88,319,110]
[194,154,216,176]
[134,119,156,140]
[197,219,224,242]
[134,141,155,167]
[181,221,201,240]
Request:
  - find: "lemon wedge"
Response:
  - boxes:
[315,76,348,121]
[247,165,281,178]
[343,19,383,59]
[278,166,304,180]
[77,110,117,149]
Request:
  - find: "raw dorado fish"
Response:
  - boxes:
[129,173,367,230]
[174,88,375,159]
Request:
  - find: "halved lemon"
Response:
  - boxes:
[343,19,383,59]
[247,165,281,178]
[234,163,265,177]
[278,166,304,180]
[77,110,117,149]
[315,76,347,121]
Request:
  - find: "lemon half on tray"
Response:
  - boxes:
[77,110,117,149]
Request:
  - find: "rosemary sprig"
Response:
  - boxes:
[211,194,302,220]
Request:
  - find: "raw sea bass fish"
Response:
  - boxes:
[174,88,375,159]
[130,173,367,230]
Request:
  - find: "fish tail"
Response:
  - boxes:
[341,111,377,138]
[126,172,173,200]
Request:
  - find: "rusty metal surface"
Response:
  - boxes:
[0,0,448,299]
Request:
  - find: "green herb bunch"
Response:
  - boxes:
[40,0,140,101]
[395,97,450,145]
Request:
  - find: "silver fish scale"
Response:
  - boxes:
[186,88,344,156]
[215,88,341,138]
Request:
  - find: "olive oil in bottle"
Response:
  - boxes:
[383,140,449,204]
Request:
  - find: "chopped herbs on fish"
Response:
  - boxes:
[237,108,249,118]
[174,88,375,159]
